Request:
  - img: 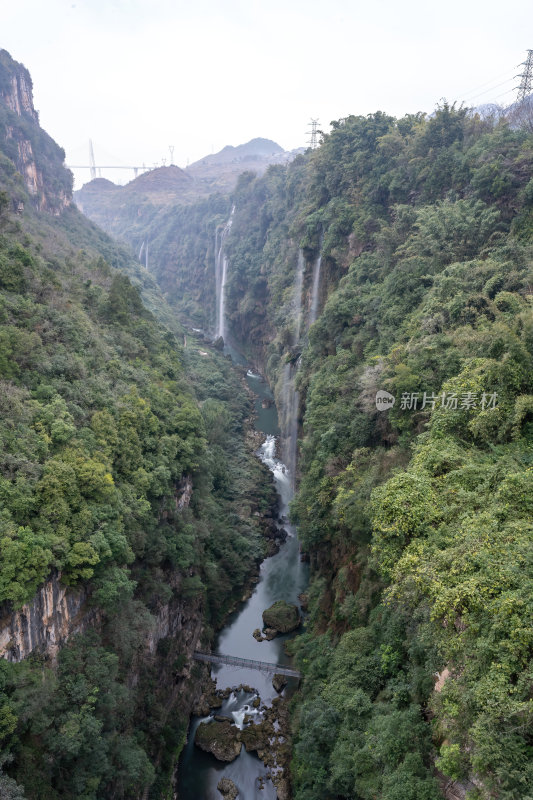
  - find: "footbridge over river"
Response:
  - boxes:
[193,651,301,679]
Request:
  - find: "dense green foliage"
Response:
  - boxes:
[0,50,276,799]
[211,107,533,799]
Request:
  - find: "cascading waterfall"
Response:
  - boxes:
[215,205,235,340]
[280,249,305,488]
[308,233,323,328]
[293,249,305,344]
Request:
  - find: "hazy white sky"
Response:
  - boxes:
[3,0,532,187]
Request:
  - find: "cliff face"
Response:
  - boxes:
[0,49,72,213]
[0,573,95,662]
[0,64,38,122]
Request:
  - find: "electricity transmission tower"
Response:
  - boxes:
[307,119,319,149]
[516,50,533,103]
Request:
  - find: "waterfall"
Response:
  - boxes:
[308,234,323,328]
[280,363,300,489]
[280,249,305,488]
[215,205,235,340]
[293,249,305,344]
[138,240,145,262]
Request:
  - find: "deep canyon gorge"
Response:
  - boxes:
[0,44,532,800]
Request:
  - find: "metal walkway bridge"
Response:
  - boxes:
[193,651,301,679]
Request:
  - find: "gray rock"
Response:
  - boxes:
[195,719,242,762]
[273,673,288,693]
[217,777,239,799]
[262,600,300,633]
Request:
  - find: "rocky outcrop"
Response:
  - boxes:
[272,673,288,693]
[217,777,239,799]
[436,772,480,800]
[262,600,300,633]
[0,64,38,121]
[145,571,202,655]
[175,475,193,510]
[195,718,242,762]
[0,49,71,213]
[0,572,96,662]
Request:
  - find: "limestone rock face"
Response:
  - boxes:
[0,572,95,662]
[195,719,242,762]
[0,65,38,121]
[0,49,72,213]
[262,600,300,633]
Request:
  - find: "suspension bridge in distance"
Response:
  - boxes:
[66,164,153,179]
[193,651,301,679]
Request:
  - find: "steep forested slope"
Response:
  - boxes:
[0,50,275,799]
[223,106,533,800]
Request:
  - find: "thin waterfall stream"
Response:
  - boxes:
[308,234,323,328]
[215,205,235,340]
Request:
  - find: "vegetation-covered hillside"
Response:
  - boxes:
[0,50,275,799]
[219,105,533,800]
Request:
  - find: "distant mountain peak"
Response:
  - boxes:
[188,138,284,169]
[124,164,193,193]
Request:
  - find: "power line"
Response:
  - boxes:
[462,76,515,103]
[458,68,519,100]
[490,87,518,102]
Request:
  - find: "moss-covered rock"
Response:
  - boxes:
[262,601,300,633]
[194,719,242,762]
[217,777,239,798]
[272,673,288,693]
[239,719,273,762]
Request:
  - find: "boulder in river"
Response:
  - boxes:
[239,719,273,761]
[217,777,239,799]
[272,673,288,693]
[263,627,278,640]
[195,719,242,762]
[262,600,300,633]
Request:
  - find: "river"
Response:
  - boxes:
[177,356,308,799]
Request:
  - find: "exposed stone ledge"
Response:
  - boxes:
[0,572,96,663]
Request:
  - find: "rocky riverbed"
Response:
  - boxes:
[193,678,292,799]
